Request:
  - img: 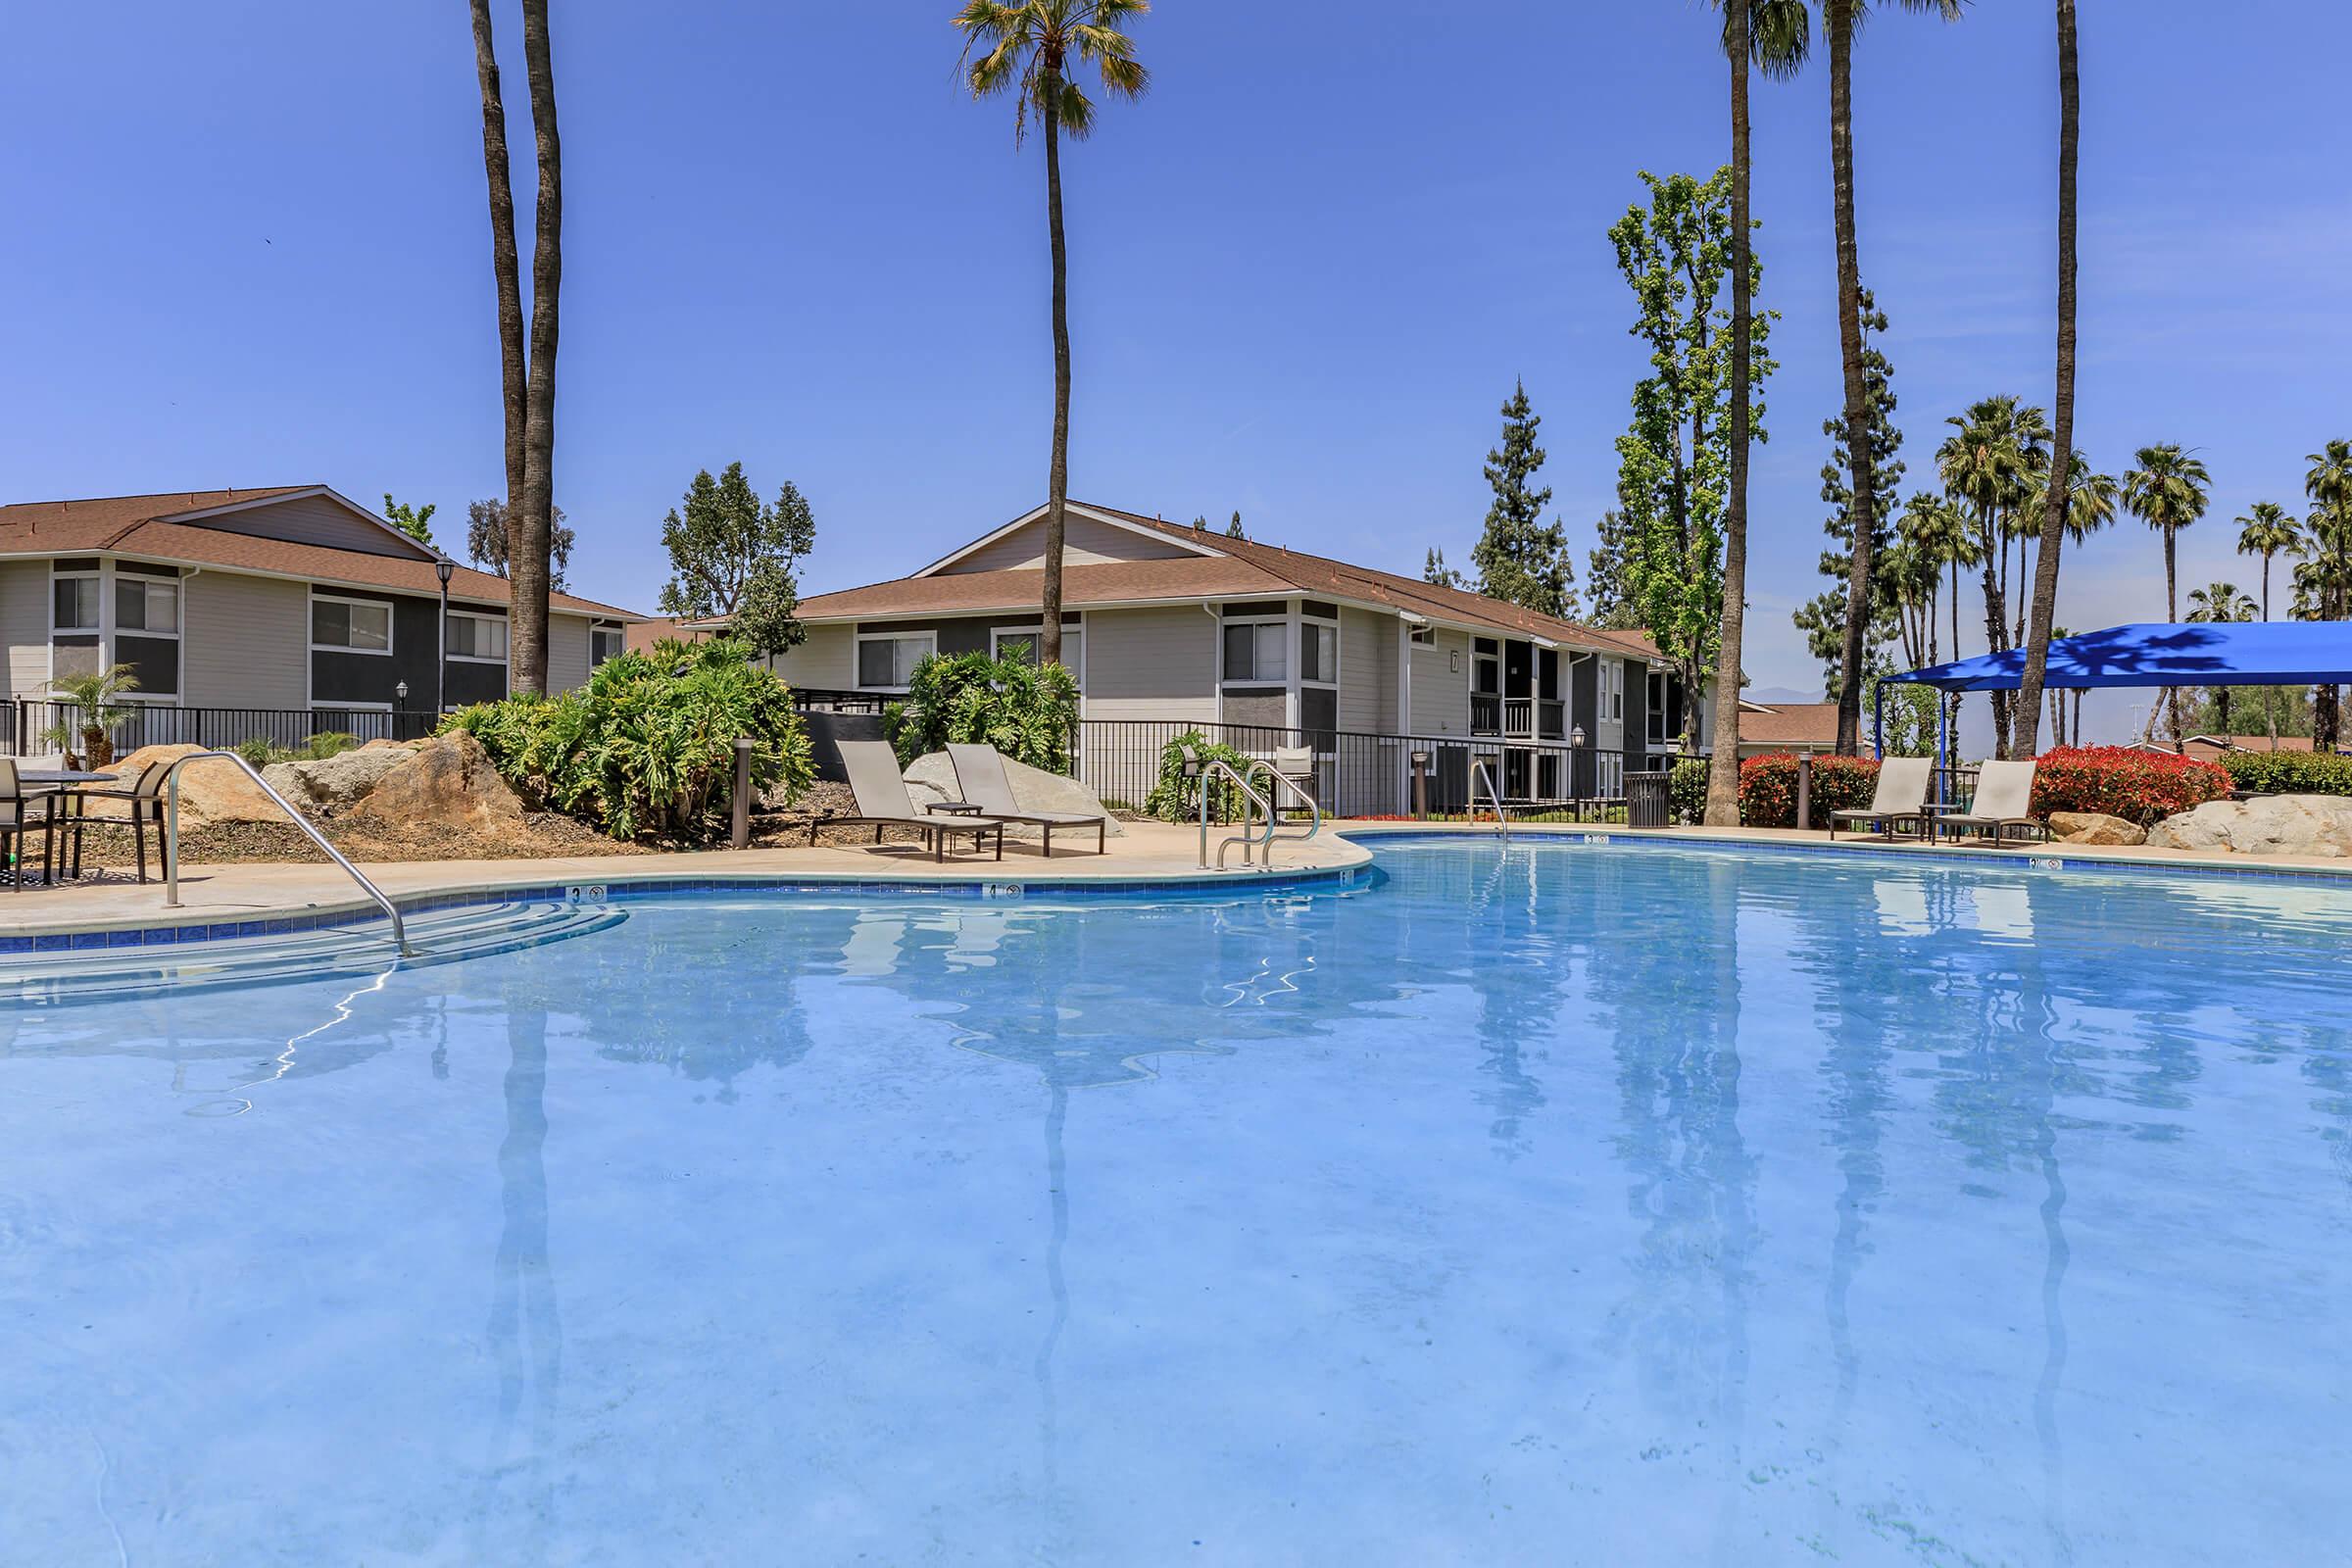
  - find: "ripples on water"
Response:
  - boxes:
[2,841,2348,1564]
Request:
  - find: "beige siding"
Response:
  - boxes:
[1080,606,1217,723]
[190,494,423,559]
[181,569,309,708]
[763,623,857,689]
[1339,608,1400,734]
[1409,628,1472,736]
[548,614,592,694]
[942,514,1204,575]
[1,560,47,702]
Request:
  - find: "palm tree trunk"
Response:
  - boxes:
[2164,531,2181,749]
[2012,0,2077,760]
[1979,511,2010,755]
[1039,75,1071,669]
[467,0,526,624]
[1703,0,1751,827]
[2262,557,2278,746]
[1829,6,1878,757]
[509,0,561,697]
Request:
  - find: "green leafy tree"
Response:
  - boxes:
[1469,380,1580,619]
[885,649,1080,771]
[655,463,818,658]
[382,494,436,546]
[1792,285,1903,695]
[1583,509,1642,628]
[466,497,573,589]
[1609,167,1775,755]
[1423,548,1466,590]
[955,0,1150,670]
[2122,441,2213,746]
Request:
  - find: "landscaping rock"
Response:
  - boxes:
[264,745,411,808]
[338,730,526,840]
[96,743,283,825]
[902,751,1124,836]
[2146,795,2352,858]
[2048,810,2146,847]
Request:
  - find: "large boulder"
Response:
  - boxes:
[262,745,412,809]
[2146,795,2352,858]
[93,743,283,826]
[338,730,526,840]
[901,751,1123,837]
[2048,810,2146,847]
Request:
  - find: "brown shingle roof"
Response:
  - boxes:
[1734,701,1841,745]
[0,488,643,619]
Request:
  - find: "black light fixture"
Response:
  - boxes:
[434,558,455,713]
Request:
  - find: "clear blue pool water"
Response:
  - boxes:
[4,839,2350,1565]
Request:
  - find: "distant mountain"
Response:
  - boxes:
[1745,685,1824,706]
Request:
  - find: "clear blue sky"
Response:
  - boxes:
[4,2,2347,733]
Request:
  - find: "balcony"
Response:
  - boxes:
[1471,694,1569,741]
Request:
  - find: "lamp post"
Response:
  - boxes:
[434,558,455,718]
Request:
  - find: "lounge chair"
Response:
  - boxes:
[814,741,1006,863]
[1828,756,1932,841]
[0,760,56,891]
[1936,759,2048,849]
[946,743,1107,856]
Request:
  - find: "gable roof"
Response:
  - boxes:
[0,486,644,619]
[1733,700,1840,745]
[795,499,1661,659]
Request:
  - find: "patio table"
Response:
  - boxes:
[22,771,120,882]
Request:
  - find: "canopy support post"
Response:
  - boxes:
[1934,691,1948,808]
[1872,680,1886,760]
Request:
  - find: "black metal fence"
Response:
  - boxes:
[6,701,439,758]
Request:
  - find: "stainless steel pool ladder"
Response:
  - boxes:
[161,750,413,956]
[1247,759,1322,860]
[1471,757,1508,840]
[1191,757,1274,870]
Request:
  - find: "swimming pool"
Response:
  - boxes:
[4,838,2347,1563]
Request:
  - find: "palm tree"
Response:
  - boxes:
[956,0,1150,670]
[42,663,140,769]
[1935,395,2046,755]
[2012,0,2081,760]
[1822,0,1964,754]
[2236,498,2304,746]
[466,0,562,695]
[1703,0,1806,825]
[2186,581,2256,739]
[1899,489,1977,762]
[2305,439,2352,749]
[2122,443,2213,747]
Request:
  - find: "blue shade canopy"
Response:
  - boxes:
[1886,621,2352,693]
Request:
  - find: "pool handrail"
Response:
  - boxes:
[1188,756,1277,870]
[1471,757,1508,839]
[1246,758,1321,854]
[161,749,413,956]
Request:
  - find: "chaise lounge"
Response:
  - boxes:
[946,744,1108,856]
[1828,756,1932,842]
[816,741,1007,862]
[1936,759,2048,849]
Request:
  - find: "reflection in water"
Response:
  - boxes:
[477,983,562,1564]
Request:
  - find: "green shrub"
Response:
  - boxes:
[883,649,1079,771]
[1738,752,1882,827]
[2030,745,2230,824]
[2217,748,2352,798]
[233,737,277,770]
[444,635,812,841]
[1667,759,1707,824]
[1145,731,1254,823]
[300,731,360,761]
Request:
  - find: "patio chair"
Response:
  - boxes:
[1828,756,1932,842]
[946,743,1107,856]
[56,755,172,883]
[0,759,56,892]
[1936,759,2048,849]
[814,741,1006,863]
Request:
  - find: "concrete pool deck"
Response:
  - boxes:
[2,817,2348,944]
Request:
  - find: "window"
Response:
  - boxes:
[1472,637,1501,697]
[1408,622,1434,645]
[115,577,179,635]
[1222,621,1287,682]
[857,632,934,690]
[591,623,625,665]
[1609,662,1625,721]
[1299,620,1337,684]
[52,574,100,632]
[446,611,510,662]
[314,595,393,654]
[993,627,1082,681]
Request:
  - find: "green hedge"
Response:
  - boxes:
[1667,759,1707,824]
[1738,753,1882,828]
[445,635,811,841]
[884,650,1079,771]
[2217,749,2352,798]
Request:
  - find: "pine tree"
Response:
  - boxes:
[1470,380,1580,618]
[1584,509,1641,627]
[1792,287,1904,692]
[1424,548,1466,590]
[1226,510,1246,539]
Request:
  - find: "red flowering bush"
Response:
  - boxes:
[2028,745,2230,825]
[1738,752,1882,828]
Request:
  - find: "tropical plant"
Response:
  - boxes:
[1736,752,1881,828]
[2235,500,2303,622]
[655,463,818,657]
[1144,730,1251,823]
[2185,581,2256,737]
[2011,0,2081,760]
[1936,394,2051,755]
[882,649,1081,772]
[1469,379,1579,619]
[444,636,811,841]
[2303,438,2352,749]
[42,663,140,768]
[2122,442,2213,745]
[954,0,1150,671]
[466,0,562,693]
[2028,745,2229,825]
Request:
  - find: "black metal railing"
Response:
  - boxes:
[7,700,439,758]
[791,687,894,715]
